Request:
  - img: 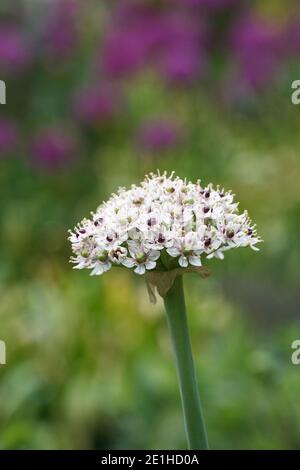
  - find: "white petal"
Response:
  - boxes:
[149,251,160,261]
[145,260,156,270]
[122,258,135,268]
[134,265,146,275]
[103,262,112,272]
[167,247,180,257]
[189,255,202,267]
[179,256,188,268]
[73,263,85,270]
[250,244,260,251]
[90,266,104,276]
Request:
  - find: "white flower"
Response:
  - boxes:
[69,172,262,275]
[109,246,128,265]
[167,233,203,268]
[143,228,174,251]
[90,258,111,276]
[125,241,160,275]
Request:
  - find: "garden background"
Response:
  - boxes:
[0,0,300,449]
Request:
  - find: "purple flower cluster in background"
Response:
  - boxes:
[41,0,80,61]
[1,0,300,172]
[229,15,283,91]
[0,26,32,75]
[32,127,76,170]
[137,119,182,154]
[101,2,206,85]
[101,0,300,93]
[73,83,120,127]
[182,0,239,10]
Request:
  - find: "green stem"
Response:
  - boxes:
[163,276,209,450]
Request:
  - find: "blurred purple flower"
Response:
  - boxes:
[281,17,300,57]
[73,83,121,127]
[102,6,166,78]
[182,0,238,9]
[102,3,206,84]
[102,30,150,78]
[42,0,80,60]
[158,42,204,84]
[32,128,76,170]
[156,12,206,84]
[229,15,282,90]
[0,118,18,156]
[137,119,182,153]
[0,26,32,75]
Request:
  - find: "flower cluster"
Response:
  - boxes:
[69,172,261,276]
[4,1,300,172]
[100,0,290,94]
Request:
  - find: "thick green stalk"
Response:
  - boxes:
[163,276,209,450]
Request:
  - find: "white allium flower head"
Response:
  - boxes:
[69,171,261,276]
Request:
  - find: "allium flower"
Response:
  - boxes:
[137,120,182,154]
[182,0,238,9]
[73,83,120,127]
[0,26,32,75]
[42,0,80,60]
[281,17,300,57]
[156,12,206,84]
[69,172,261,277]
[101,3,162,79]
[229,15,282,90]
[69,171,262,451]
[160,43,204,84]
[31,127,76,170]
[101,2,206,84]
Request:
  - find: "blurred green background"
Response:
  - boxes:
[0,0,300,449]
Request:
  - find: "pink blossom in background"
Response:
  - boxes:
[73,83,121,127]
[101,2,207,84]
[0,118,18,156]
[0,26,32,75]
[137,119,183,154]
[102,30,148,78]
[156,11,206,84]
[158,41,204,84]
[281,17,300,57]
[31,128,76,170]
[229,15,283,90]
[101,7,166,78]
[42,0,80,60]
[181,0,239,9]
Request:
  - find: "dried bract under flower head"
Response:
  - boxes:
[69,172,261,276]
